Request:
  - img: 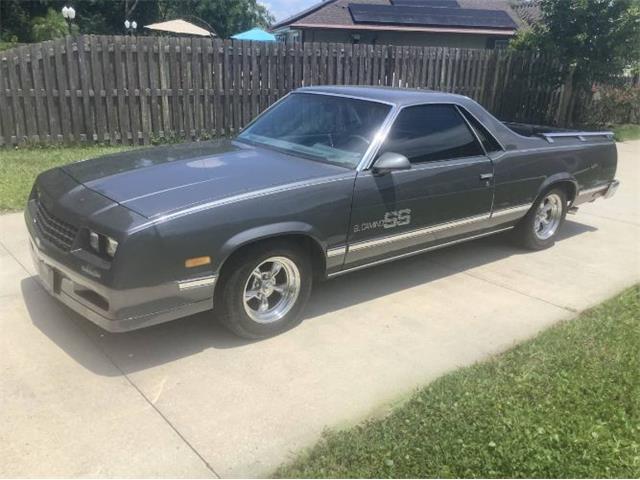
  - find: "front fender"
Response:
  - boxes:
[215,221,326,271]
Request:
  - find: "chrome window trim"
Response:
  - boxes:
[348,212,491,253]
[454,104,506,153]
[295,90,397,107]
[239,90,397,173]
[356,155,490,177]
[489,151,507,161]
[329,226,514,278]
[237,92,293,134]
[455,104,490,157]
[357,103,403,172]
[360,101,503,171]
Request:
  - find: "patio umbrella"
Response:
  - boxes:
[231,27,276,42]
[144,19,214,37]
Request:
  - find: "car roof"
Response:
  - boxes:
[295,85,469,106]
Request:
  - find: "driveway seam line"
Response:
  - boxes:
[1,239,34,276]
[463,271,577,312]
[578,212,640,227]
[6,236,221,479]
[70,329,222,479]
[428,257,578,313]
[101,358,222,479]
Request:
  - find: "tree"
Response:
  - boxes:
[73,0,160,36]
[0,0,161,42]
[0,0,274,41]
[1,0,38,43]
[31,8,69,42]
[512,0,640,88]
[160,0,275,38]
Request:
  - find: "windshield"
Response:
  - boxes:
[237,93,391,169]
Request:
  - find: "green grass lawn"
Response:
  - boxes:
[276,285,640,478]
[0,145,132,212]
[612,124,640,142]
[1,125,638,212]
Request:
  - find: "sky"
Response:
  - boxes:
[261,0,319,21]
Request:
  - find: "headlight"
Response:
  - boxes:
[89,231,100,252]
[105,236,118,258]
[87,230,119,259]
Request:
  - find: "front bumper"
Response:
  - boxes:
[29,240,216,332]
[25,202,217,333]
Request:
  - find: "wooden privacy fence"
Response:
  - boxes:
[0,35,576,146]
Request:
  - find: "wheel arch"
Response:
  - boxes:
[537,174,578,204]
[215,222,327,282]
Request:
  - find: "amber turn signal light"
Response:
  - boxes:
[185,256,211,268]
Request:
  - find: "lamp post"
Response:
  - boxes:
[124,19,137,35]
[61,5,76,33]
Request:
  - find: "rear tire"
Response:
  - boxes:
[216,241,312,339]
[514,188,567,250]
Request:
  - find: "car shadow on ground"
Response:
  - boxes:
[22,220,595,376]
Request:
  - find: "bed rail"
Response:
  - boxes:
[541,131,614,143]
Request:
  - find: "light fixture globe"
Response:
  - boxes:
[68,7,76,20]
[131,21,137,30]
[61,6,69,18]
[124,19,130,29]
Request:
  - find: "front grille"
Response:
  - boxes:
[34,199,78,252]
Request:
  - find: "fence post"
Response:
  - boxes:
[555,67,575,126]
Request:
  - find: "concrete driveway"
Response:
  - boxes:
[1,141,638,478]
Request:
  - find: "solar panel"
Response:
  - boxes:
[391,0,460,8]
[349,4,518,29]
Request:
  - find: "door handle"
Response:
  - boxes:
[480,173,494,180]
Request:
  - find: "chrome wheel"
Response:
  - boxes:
[243,256,301,324]
[534,193,563,240]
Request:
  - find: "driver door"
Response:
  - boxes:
[344,103,494,268]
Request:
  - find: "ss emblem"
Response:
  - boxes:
[383,209,412,229]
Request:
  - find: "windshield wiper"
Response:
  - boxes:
[238,135,328,162]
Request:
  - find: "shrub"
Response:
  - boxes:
[31,8,69,42]
[575,84,640,127]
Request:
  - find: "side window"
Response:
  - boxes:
[382,104,484,164]
[458,107,503,154]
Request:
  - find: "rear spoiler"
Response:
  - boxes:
[541,131,614,143]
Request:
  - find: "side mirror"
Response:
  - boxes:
[372,152,411,175]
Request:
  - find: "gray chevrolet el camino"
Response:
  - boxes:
[26,86,619,338]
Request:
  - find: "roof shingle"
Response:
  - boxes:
[273,0,525,31]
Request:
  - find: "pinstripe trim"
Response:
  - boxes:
[328,227,514,278]
[178,275,217,291]
[326,246,347,258]
[347,203,532,255]
[349,212,491,253]
[490,203,533,219]
[128,174,354,234]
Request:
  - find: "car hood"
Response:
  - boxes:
[63,139,349,218]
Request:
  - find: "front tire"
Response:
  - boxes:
[514,188,567,250]
[216,241,312,339]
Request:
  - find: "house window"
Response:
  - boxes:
[494,39,509,49]
[289,31,300,43]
